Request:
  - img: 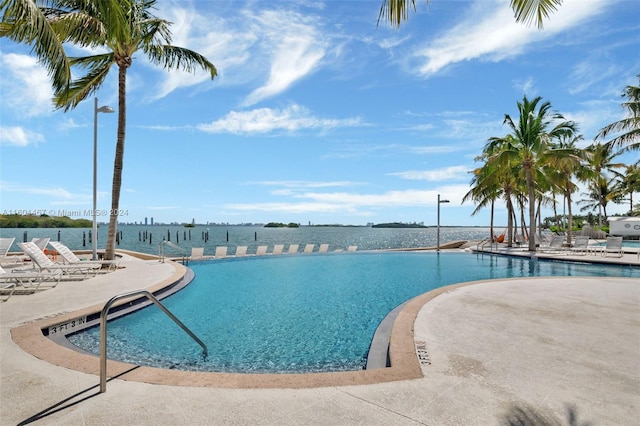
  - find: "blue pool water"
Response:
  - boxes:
[67,252,640,374]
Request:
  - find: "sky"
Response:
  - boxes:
[0,0,639,227]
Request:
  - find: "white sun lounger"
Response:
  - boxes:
[601,236,623,258]
[272,244,284,255]
[235,246,247,257]
[568,236,589,256]
[319,244,329,253]
[48,241,119,271]
[18,242,99,278]
[0,237,23,265]
[287,244,299,254]
[303,244,314,253]
[256,245,268,256]
[190,247,204,261]
[0,265,62,301]
[215,246,228,259]
[347,245,358,252]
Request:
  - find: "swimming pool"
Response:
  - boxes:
[67,252,640,374]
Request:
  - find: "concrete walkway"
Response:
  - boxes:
[1,251,638,425]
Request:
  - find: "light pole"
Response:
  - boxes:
[93,98,114,260]
[437,194,450,252]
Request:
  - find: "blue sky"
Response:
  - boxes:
[1,0,638,226]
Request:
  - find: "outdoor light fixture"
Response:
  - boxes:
[93,98,114,260]
[437,194,450,252]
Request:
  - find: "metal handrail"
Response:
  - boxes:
[100,289,207,393]
[158,240,187,263]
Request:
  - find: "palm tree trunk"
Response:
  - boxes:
[526,168,536,251]
[566,188,573,242]
[105,65,127,260]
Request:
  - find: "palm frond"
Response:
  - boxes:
[510,0,562,29]
[53,53,114,111]
[144,44,217,79]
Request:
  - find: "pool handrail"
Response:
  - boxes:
[100,289,208,393]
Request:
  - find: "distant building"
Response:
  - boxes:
[144,217,148,226]
[151,217,154,226]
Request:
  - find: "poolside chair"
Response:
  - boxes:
[272,244,284,255]
[0,237,22,265]
[601,236,623,258]
[539,235,566,254]
[235,246,247,257]
[303,244,314,253]
[287,244,299,254]
[48,241,119,271]
[568,236,590,256]
[256,245,268,256]
[319,244,329,253]
[17,242,99,278]
[0,265,62,301]
[190,247,204,261]
[31,237,50,251]
[347,245,358,252]
[215,246,228,259]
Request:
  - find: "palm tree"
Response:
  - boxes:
[378,0,563,29]
[596,76,640,153]
[0,0,73,93]
[2,0,217,260]
[493,95,578,251]
[583,143,625,226]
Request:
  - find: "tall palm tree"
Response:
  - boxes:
[378,0,563,29]
[583,142,625,226]
[596,76,640,153]
[493,95,578,251]
[2,0,217,260]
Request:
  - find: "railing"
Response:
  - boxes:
[158,240,187,263]
[100,289,208,393]
[476,238,496,253]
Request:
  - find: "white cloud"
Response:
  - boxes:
[388,166,471,181]
[197,104,363,134]
[0,126,45,147]
[412,0,608,77]
[0,182,75,199]
[0,52,54,117]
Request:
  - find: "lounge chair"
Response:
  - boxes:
[303,244,314,253]
[190,247,204,261]
[256,245,268,256]
[48,241,119,271]
[0,265,62,301]
[31,237,50,251]
[568,236,590,256]
[0,237,22,265]
[215,246,228,259]
[17,242,99,278]
[539,235,565,254]
[319,244,329,253]
[601,236,623,258]
[235,246,247,257]
[272,244,284,255]
[347,245,358,252]
[287,244,299,254]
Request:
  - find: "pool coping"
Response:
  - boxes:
[9,255,477,389]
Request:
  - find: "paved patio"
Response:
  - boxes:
[1,249,638,425]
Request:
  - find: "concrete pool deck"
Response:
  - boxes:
[1,249,639,425]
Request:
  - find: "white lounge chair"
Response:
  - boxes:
[568,236,589,256]
[190,247,204,260]
[0,237,22,265]
[319,244,329,253]
[256,245,268,255]
[31,237,50,251]
[347,245,358,252]
[235,246,247,257]
[287,244,299,254]
[215,246,228,259]
[272,244,284,255]
[303,244,314,253]
[539,235,565,254]
[18,242,99,278]
[0,265,62,301]
[601,236,623,258]
[48,241,119,271]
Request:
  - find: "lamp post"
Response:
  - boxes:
[437,194,450,252]
[93,98,114,260]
